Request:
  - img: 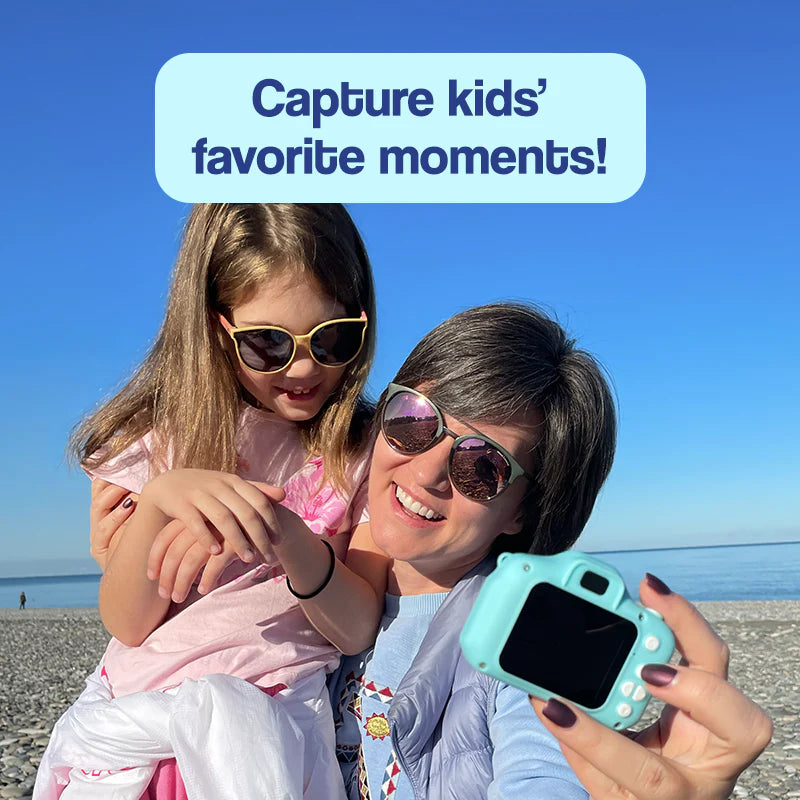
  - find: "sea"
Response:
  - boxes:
[1,541,798,609]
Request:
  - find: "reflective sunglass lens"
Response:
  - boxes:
[236,330,294,372]
[382,392,439,453]
[310,320,365,366]
[450,438,512,500]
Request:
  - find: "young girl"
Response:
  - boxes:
[34,204,387,800]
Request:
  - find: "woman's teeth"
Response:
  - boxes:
[395,486,443,520]
[287,387,313,396]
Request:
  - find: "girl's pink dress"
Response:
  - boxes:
[59,405,369,800]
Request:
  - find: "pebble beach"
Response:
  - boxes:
[1,601,798,799]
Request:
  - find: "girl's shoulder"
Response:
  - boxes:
[85,430,164,495]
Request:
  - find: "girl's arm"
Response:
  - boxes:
[270,511,388,655]
[137,470,389,654]
[149,504,388,655]
[99,496,173,645]
[100,469,286,646]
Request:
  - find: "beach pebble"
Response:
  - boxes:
[0,787,28,798]
[1,602,799,797]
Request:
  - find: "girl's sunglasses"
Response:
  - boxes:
[380,383,532,502]
[219,313,368,374]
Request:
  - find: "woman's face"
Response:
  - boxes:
[368,393,540,593]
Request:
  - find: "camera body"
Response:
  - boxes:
[460,551,675,729]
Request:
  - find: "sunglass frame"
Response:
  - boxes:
[220,315,368,375]
[381,383,531,501]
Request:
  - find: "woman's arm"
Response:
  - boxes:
[489,683,589,799]
[529,575,772,800]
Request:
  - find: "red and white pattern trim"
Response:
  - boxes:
[380,748,402,799]
[360,677,394,704]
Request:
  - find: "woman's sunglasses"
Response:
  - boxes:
[380,383,532,502]
[219,313,368,374]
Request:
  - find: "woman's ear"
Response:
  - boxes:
[503,508,525,537]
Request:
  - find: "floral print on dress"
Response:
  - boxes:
[281,456,349,537]
[236,454,251,474]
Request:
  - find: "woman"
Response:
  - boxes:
[332,302,772,799]
[91,302,771,799]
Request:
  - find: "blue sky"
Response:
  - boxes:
[1,0,798,575]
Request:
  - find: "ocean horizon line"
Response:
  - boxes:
[3,539,800,581]
[0,571,102,582]
[587,539,800,556]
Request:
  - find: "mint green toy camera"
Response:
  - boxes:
[460,551,675,729]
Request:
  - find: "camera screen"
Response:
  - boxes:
[499,582,637,709]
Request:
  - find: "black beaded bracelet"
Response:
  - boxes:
[285,539,336,600]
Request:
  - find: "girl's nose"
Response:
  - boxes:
[409,438,451,494]
[283,343,321,380]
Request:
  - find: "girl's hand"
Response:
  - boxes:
[139,469,286,563]
[147,519,242,602]
[89,479,139,570]
[530,575,772,800]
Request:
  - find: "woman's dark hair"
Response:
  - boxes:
[387,302,617,555]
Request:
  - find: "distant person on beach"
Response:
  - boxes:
[39,204,386,799]
[40,302,772,800]
[19,591,26,610]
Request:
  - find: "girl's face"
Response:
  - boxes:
[227,270,350,422]
[368,395,540,594]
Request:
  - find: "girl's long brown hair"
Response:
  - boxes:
[69,204,376,491]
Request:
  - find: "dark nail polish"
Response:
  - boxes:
[641,664,677,687]
[122,497,134,509]
[645,573,671,595]
[542,698,577,728]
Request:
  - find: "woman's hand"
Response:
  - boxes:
[530,574,773,800]
[139,469,286,564]
[89,479,138,570]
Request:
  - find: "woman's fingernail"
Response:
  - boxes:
[146,570,154,581]
[542,698,577,728]
[645,573,672,595]
[242,548,254,563]
[122,497,134,509]
[641,664,678,686]
[158,587,169,599]
[210,543,222,555]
